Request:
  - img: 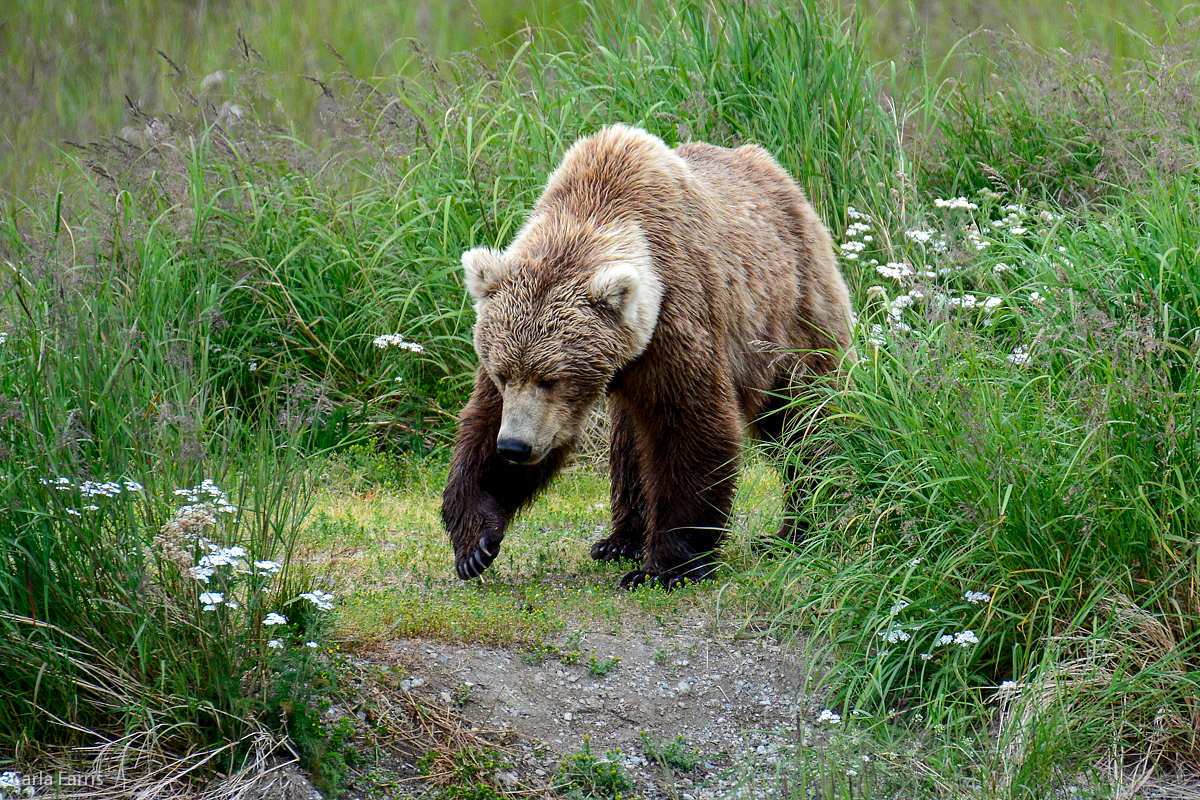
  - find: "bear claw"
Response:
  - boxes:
[590,539,643,562]
[456,535,499,580]
[618,570,694,592]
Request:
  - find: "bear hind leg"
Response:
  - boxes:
[620,393,740,589]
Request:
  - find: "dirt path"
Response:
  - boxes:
[328,616,814,799]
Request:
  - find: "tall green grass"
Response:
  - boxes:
[0,0,597,200]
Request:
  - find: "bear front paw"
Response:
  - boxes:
[456,534,501,580]
[618,570,695,592]
[590,538,643,562]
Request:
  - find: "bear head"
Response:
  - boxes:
[461,216,663,465]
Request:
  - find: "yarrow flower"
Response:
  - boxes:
[875,262,913,281]
[1007,345,1031,366]
[904,228,935,245]
[964,590,991,605]
[937,630,980,648]
[889,600,910,615]
[934,196,978,210]
[268,639,283,649]
[817,709,842,724]
[305,641,319,649]
[299,590,335,611]
[200,591,224,610]
[373,335,424,352]
[254,560,282,575]
[263,612,288,626]
[188,565,215,583]
[879,628,911,644]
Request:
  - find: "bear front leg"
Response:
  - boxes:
[617,384,741,590]
[443,367,567,580]
[591,401,647,563]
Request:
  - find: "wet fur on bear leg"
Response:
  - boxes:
[613,359,741,589]
[591,402,647,562]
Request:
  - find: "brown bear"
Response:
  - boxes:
[442,124,854,588]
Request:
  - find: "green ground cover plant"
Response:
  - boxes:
[1,0,1198,796]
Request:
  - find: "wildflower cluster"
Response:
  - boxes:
[372,334,424,351]
[838,194,1062,362]
[40,475,144,516]
[148,480,337,653]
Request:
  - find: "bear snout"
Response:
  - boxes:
[496,437,535,464]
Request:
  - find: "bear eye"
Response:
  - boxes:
[494,373,508,388]
[537,380,556,392]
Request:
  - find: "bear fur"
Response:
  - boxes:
[442,124,854,588]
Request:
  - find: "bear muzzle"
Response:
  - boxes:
[496,385,564,464]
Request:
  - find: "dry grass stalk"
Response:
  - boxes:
[994,594,1200,797]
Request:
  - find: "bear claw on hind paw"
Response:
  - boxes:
[456,536,499,580]
[590,540,643,562]
[619,570,693,592]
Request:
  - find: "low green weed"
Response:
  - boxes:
[555,735,633,799]
[586,653,620,678]
[638,733,701,772]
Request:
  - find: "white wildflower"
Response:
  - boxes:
[904,228,935,244]
[200,592,224,610]
[964,590,991,605]
[910,558,922,567]
[299,590,335,611]
[254,560,282,574]
[954,630,979,647]
[189,565,215,583]
[879,628,911,644]
[920,653,933,661]
[305,641,320,649]
[875,262,912,281]
[124,480,144,492]
[889,600,909,615]
[934,196,978,210]
[263,612,288,626]
[935,634,955,647]
[373,335,424,352]
[867,325,886,347]
[845,222,872,236]
[268,639,283,649]
[1009,226,1028,235]
[1007,345,1030,366]
[817,709,842,724]
[847,206,866,220]
[983,297,1003,311]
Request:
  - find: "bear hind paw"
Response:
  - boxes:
[619,570,706,592]
[590,538,643,562]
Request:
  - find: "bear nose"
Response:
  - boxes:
[496,437,534,464]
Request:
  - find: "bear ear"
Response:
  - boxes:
[461,247,507,303]
[588,263,642,326]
